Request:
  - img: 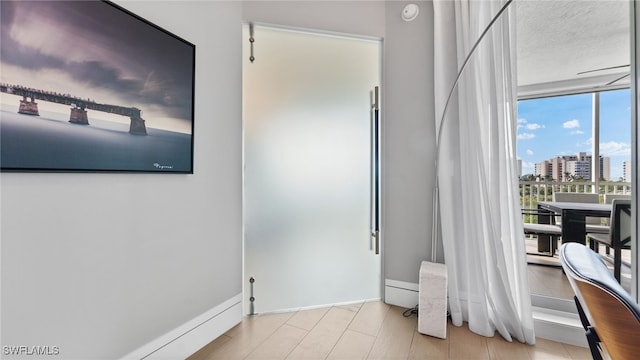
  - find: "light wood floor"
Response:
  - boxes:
[188,301,591,360]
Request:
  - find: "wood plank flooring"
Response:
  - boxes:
[188,301,591,360]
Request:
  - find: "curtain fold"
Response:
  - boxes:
[433,0,535,344]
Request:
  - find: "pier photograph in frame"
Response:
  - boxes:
[0,0,195,173]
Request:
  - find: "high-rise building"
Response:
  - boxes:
[534,160,552,180]
[600,157,610,181]
[533,152,611,181]
[551,156,565,182]
[565,159,590,179]
[623,160,632,182]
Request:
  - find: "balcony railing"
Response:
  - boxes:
[520,180,631,216]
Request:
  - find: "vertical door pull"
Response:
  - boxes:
[372,86,380,255]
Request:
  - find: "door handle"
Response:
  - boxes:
[372,86,380,255]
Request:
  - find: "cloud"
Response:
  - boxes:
[570,130,584,135]
[526,149,534,156]
[563,119,580,129]
[1,1,195,127]
[518,133,535,140]
[521,161,535,174]
[517,118,544,131]
[0,17,65,71]
[517,118,526,129]
[600,141,631,156]
[525,123,544,130]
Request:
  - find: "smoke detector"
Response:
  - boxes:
[402,4,419,22]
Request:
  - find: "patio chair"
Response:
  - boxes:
[604,193,631,205]
[599,194,632,256]
[522,208,562,256]
[560,243,640,360]
[553,192,609,234]
[586,199,631,282]
[553,192,600,203]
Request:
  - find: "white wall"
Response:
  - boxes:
[1,1,243,359]
[1,1,436,358]
[382,1,437,286]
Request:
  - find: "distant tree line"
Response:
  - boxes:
[519,174,625,182]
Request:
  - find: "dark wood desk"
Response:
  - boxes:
[537,201,611,252]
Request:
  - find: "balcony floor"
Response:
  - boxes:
[526,238,632,299]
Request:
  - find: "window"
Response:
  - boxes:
[518,89,632,300]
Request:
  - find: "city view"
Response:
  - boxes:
[517,88,631,182]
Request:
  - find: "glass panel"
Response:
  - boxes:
[599,90,632,184]
[243,25,381,313]
[517,0,633,306]
[596,89,632,290]
[518,89,633,299]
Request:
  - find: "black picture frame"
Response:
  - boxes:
[0,0,195,173]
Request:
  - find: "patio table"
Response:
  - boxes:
[536,201,612,253]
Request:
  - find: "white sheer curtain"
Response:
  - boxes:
[433,0,535,344]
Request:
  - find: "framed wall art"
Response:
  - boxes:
[0,0,195,173]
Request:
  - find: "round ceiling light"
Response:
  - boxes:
[402,4,419,22]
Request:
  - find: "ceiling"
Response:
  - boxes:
[516,0,630,97]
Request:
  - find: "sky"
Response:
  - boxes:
[0,0,194,134]
[517,88,631,180]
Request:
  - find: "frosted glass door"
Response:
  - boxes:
[243,25,381,313]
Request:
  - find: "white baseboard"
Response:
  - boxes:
[532,307,587,347]
[120,293,242,360]
[384,279,419,309]
[255,297,382,315]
